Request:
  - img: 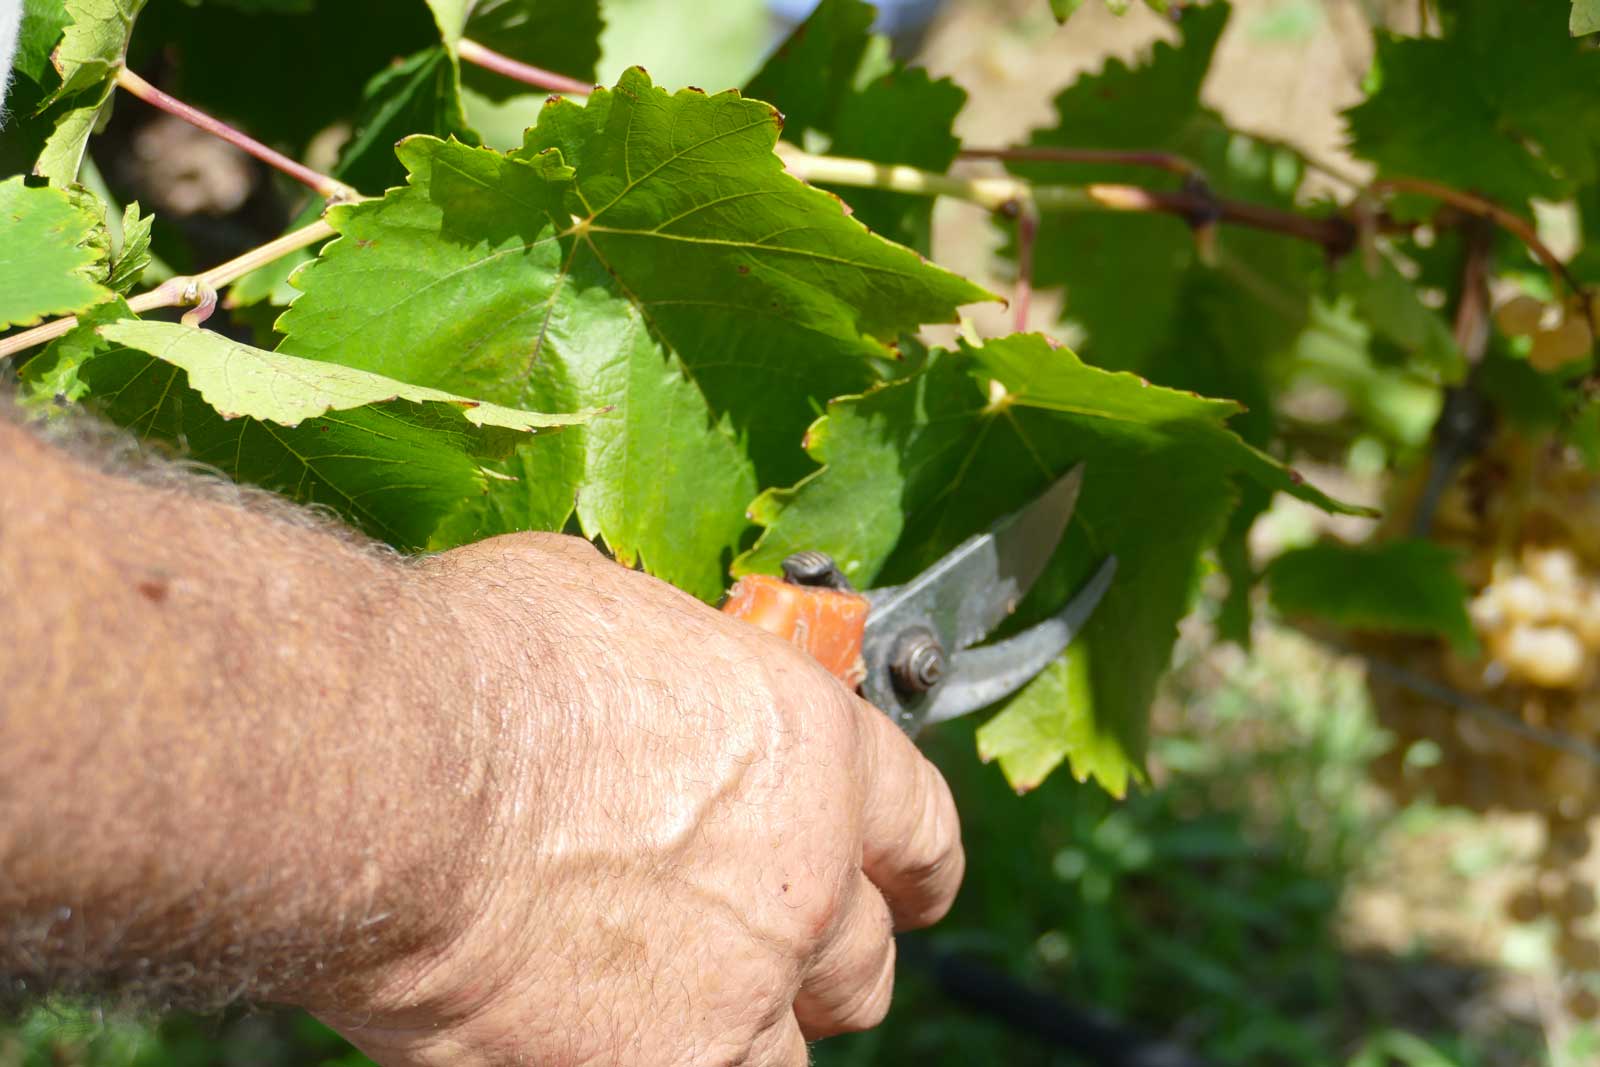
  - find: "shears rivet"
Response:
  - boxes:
[891,627,946,694]
[780,550,854,592]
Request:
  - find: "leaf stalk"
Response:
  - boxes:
[114,68,358,203]
[457,38,593,97]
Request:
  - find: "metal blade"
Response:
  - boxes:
[917,555,1117,729]
[865,464,1085,656]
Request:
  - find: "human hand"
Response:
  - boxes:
[317,532,965,1067]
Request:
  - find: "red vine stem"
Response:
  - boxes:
[1372,176,1582,296]
[115,69,358,203]
[960,146,1202,178]
[457,38,593,96]
[1048,182,1357,253]
[0,219,337,360]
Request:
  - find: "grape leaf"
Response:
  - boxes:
[745,0,875,139]
[105,200,151,294]
[276,70,988,595]
[30,0,145,184]
[1007,4,1316,378]
[460,0,604,102]
[24,305,571,548]
[1049,0,1085,20]
[1007,3,1326,640]
[424,0,470,45]
[33,78,110,183]
[332,46,479,196]
[1266,539,1477,657]
[98,320,593,430]
[737,333,1363,792]
[973,641,1132,795]
[44,0,145,104]
[818,67,965,254]
[17,0,71,85]
[14,296,134,410]
[192,0,314,10]
[228,44,482,307]
[1333,251,1463,382]
[129,0,440,156]
[0,175,111,328]
[746,0,964,253]
[1346,0,1600,207]
[1576,0,1600,34]
[526,69,986,453]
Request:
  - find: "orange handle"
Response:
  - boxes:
[722,574,870,688]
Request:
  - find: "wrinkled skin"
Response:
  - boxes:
[320,534,966,1067]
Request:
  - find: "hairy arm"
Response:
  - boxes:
[0,412,504,1011]
[0,410,964,1067]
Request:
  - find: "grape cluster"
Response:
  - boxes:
[1494,293,1596,372]
[1362,431,1600,1011]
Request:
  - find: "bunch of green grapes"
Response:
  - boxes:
[1362,430,1600,1013]
[1495,293,1596,372]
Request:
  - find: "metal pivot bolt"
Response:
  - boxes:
[890,627,946,694]
[781,550,854,592]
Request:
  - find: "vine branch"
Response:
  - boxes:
[0,219,336,360]
[457,39,594,96]
[1373,176,1583,296]
[958,146,1203,178]
[115,69,358,203]
[780,149,1358,252]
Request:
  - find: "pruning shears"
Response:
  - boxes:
[722,465,1118,737]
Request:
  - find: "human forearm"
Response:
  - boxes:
[0,416,502,1011]
[0,404,965,1067]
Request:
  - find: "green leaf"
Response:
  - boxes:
[0,174,111,328]
[34,76,112,183]
[820,67,966,254]
[15,294,131,409]
[44,0,145,105]
[1007,2,1325,647]
[1346,0,1600,207]
[1009,5,1317,380]
[26,307,565,549]
[332,45,479,196]
[460,0,604,102]
[1333,250,1463,381]
[738,334,1362,793]
[277,70,987,594]
[128,0,440,158]
[742,0,965,254]
[1049,0,1085,21]
[1266,539,1477,657]
[98,320,592,431]
[196,0,314,10]
[976,641,1135,795]
[1575,0,1600,34]
[424,0,470,46]
[18,0,72,85]
[105,199,152,294]
[744,0,875,139]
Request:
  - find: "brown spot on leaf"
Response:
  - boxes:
[737,264,750,275]
[136,578,169,603]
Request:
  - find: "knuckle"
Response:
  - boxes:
[829,950,896,1033]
